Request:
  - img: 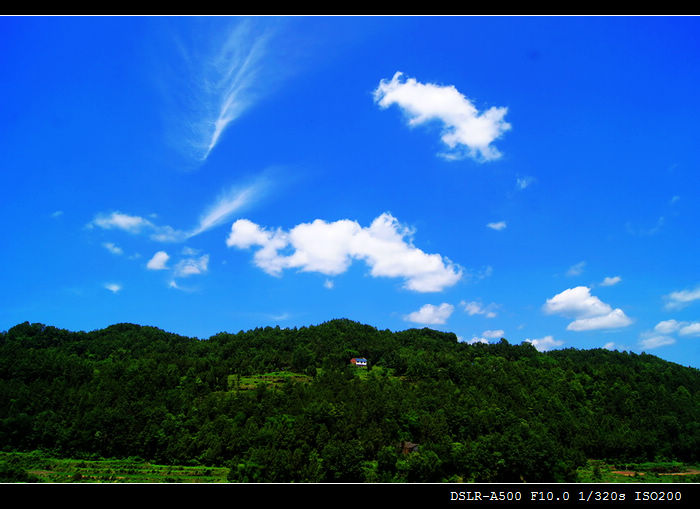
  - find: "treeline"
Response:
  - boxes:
[0,319,698,482]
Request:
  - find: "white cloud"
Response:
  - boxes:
[51,210,64,218]
[104,283,122,294]
[566,309,633,331]
[461,300,498,318]
[147,251,170,270]
[373,72,511,162]
[486,221,507,231]
[89,211,188,243]
[665,285,700,310]
[566,261,586,277]
[466,336,490,345]
[404,303,455,325]
[174,254,209,277]
[227,213,463,292]
[164,20,282,164]
[89,178,266,245]
[323,279,334,289]
[600,276,622,287]
[190,179,268,237]
[679,322,700,336]
[102,242,123,256]
[544,286,632,331]
[516,176,534,190]
[654,319,682,334]
[525,335,564,352]
[91,212,153,234]
[653,319,700,337]
[639,335,675,350]
[481,329,505,339]
[603,342,616,350]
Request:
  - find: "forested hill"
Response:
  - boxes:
[1,319,699,482]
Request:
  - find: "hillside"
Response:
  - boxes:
[1,319,698,482]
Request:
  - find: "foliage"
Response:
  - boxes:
[1,319,699,482]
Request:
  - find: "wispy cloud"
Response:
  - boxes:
[516,176,534,190]
[461,300,498,318]
[227,212,463,293]
[374,72,511,162]
[664,285,700,310]
[174,254,209,278]
[102,242,123,256]
[190,178,269,237]
[165,19,287,165]
[639,334,675,350]
[566,261,586,277]
[89,177,268,244]
[104,283,122,294]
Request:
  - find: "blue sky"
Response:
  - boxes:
[1,16,699,367]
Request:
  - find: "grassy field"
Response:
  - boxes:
[0,451,229,483]
[227,371,313,391]
[3,451,700,483]
[576,459,700,483]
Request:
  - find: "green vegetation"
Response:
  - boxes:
[576,459,700,483]
[1,319,698,482]
[0,451,228,482]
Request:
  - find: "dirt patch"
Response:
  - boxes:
[612,469,700,477]
[612,470,645,476]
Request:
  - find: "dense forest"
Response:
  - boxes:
[1,319,698,482]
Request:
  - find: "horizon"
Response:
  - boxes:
[1,16,699,368]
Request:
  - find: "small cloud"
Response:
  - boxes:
[516,176,535,190]
[525,335,564,352]
[600,276,622,287]
[679,322,700,337]
[147,251,170,270]
[174,254,210,277]
[404,303,455,325]
[627,216,665,236]
[486,221,507,231]
[373,72,511,162]
[102,242,123,256]
[544,286,632,331]
[466,336,490,345]
[104,283,122,294]
[670,195,680,205]
[51,210,64,218]
[566,309,633,332]
[566,261,586,277]
[654,319,682,334]
[461,300,498,318]
[89,211,188,242]
[639,334,675,350]
[324,279,334,289]
[603,342,616,350]
[481,329,505,339]
[664,285,700,310]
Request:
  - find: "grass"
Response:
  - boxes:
[576,459,700,483]
[0,451,229,483]
[227,370,313,391]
